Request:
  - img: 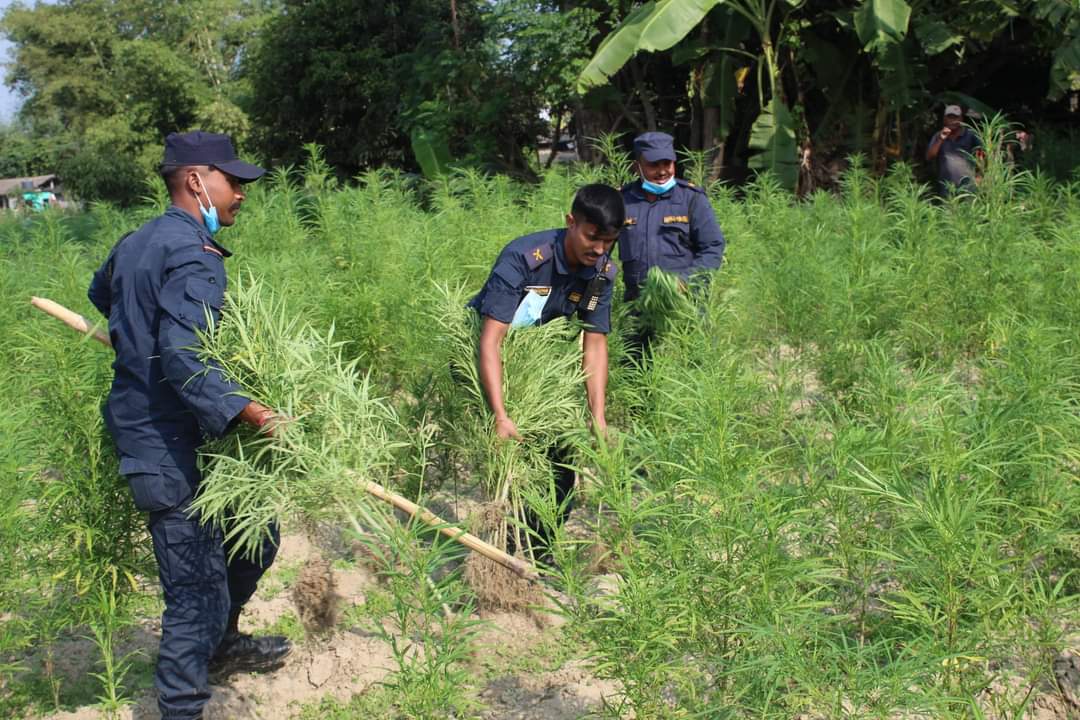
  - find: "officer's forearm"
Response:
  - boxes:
[478,318,510,419]
[582,332,608,425]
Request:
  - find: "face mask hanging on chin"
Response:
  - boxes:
[194,173,221,235]
[641,176,677,195]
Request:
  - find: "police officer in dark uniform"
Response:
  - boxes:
[468,183,623,550]
[87,131,290,720]
[620,132,726,353]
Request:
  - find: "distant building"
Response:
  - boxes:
[0,174,65,211]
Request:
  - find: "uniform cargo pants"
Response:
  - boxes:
[128,458,279,719]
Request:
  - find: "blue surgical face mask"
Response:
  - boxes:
[511,289,551,329]
[641,176,677,195]
[194,173,221,235]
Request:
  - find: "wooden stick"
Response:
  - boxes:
[31,296,111,347]
[363,478,539,582]
[31,295,540,583]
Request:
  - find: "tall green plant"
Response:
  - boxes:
[193,275,406,561]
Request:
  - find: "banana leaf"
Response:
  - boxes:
[877,38,924,110]
[576,0,723,92]
[411,127,452,178]
[748,97,798,190]
[854,0,911,50]
[1049,33,1080,100]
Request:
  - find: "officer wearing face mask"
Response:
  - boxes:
[468,183,622,556]
[87,131,290,720]
[620,132,725,354]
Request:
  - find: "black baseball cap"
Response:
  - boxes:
[161,131,266,182]
[633,132,676,162]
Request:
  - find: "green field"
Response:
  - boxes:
[1,149,1078,718]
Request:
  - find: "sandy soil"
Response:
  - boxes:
[28,518,619,720]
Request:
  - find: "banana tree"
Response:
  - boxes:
[576,0,803,188]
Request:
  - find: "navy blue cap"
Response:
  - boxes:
[633,132,676,162]
[161,131,265,182]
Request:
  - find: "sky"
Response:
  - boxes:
[0,0,28,123]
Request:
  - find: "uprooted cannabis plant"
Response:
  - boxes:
[192,274,409,561]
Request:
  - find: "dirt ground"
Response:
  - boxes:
[26,523,620,720]
[16,469,1077,719]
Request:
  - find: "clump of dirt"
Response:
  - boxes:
[464,501,544,612]
[464,553,543,612]
[291,557,340,634]
[1054,647,1080,710]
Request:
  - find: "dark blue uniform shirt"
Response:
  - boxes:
[619,178,725,300]
[88,206,250,476]
[468,228,617,334]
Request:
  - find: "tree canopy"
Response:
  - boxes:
[0,0,1075,203]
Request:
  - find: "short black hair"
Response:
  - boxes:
[570,184,624,235]
[160,164,190,196]
[160,164,211,197]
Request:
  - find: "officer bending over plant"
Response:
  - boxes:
[468,184,623,551]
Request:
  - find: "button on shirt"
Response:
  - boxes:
[619,178,725,300]
[87,206,250,469]
[468,229,617,334]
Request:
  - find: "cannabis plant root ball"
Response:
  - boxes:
[464,501,542,611]
[292,557,340,634]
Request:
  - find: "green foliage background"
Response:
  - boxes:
[0,0,1077,203]
[1,140,1078,715]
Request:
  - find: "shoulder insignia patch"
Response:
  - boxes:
[624,217,637,226]
[663,215,690,224]
[677,178,705,193]
[524,243,553,270]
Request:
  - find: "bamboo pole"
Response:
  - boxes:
[30,295,540,583]
[31,296,112,347]
[362,477,538,581]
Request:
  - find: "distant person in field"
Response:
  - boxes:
[468,183,622,555]
[926,104,983,195]
[620,131,726,357]
[87,131,290,720]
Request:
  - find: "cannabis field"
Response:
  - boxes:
[1,142,1079,719]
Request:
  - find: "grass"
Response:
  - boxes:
[1,126,1078,717]
[260,611,308,646]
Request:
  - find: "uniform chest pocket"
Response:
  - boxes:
[619,219,645,261]
[660,213,691,257]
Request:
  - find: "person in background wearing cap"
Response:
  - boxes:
[620,131,725,357]
[87,131,290,720]
[927,104,983,196]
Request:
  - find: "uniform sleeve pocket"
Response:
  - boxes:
[173,277,224,330]
[184,277,224,309]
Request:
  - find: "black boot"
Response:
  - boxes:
[208,607,291,680]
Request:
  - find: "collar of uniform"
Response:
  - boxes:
[164,205,233,257]
[629,179,674,200]
[553,230,599,280]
